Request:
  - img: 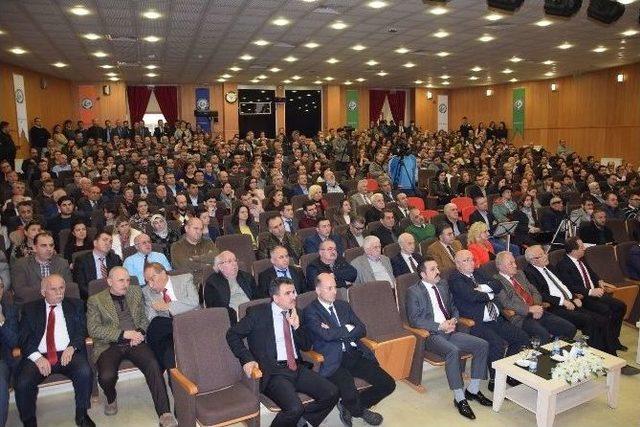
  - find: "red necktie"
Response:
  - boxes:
[281,311,297,371]
[577,261,593,290]
[46,305,58,366]
[162,288,171,303]
[511,277,534,306]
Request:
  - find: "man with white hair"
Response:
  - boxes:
[587,181,605,204]
[204,250,256,321]
[350,236,395,287]
[364,193,386,225]
[391,233,425,276]
[443,203,466,236]
[350,179,372,211]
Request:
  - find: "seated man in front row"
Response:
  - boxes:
[226,277,339,427]
[304,273,395,426]
[406,258,491,420]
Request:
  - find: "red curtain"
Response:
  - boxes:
[153,86,178,126]
[387,90,406,124]
[369,90,388,124]
[126,86,153,124]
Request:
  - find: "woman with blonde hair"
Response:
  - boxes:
[308,184,328,215]
[466,221,495,268]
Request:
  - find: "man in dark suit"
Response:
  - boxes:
[306,240,357,290]
[73,231,122,302]
[522,245,619,356]
[0,278,19,427]
[364,194,386,225]
[449,250,529,388]
[391,233,425,276]
[443,203,467,237]
[76,185,103,216]
[258,246,306,297]
[466,173,488,200]
[541,197,569,247]
[303,218,345,255]
[555,237,627,350]
[371,210,399,247]
[304,273,395,426]
[257,215,304,263]
[342,217,366,250]
[204,250,256,321]
[578,208,616,245]
[133,173,155,199]
[226,277,339,427]
[407,258,491,420]
[15,274,94,427]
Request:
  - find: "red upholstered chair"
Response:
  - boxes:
[420,209,440,222]
[366,178,379,192]
[461,206,476,224]
[406,197,425,211]
[451,197,473,214]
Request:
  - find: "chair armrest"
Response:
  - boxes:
[542,302,551,309]
[170,368,199,396]
[302,350,324,363]
[251,366,262,380]
[360,337,380,351]
[502,309,516,319]
[458,317,475,328]
[403,324,430,338]
[12,347,21,359]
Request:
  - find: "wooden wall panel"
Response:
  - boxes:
[357,87,369,130]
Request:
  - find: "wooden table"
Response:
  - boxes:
[491,341,626,427]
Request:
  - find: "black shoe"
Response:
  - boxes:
[465,390,493,407]
[75,413,96,427]
[360,408,383,425]
[487,379,495,392]
[506,377,521,387]
[621,365,640,376]
[453,399,476,420]
[24,418,37,427]
[337,402,353,427]
[617,343,628,351]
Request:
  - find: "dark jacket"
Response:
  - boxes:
[578,221,616,245]
[258,265,306,298]
[626,244,640,280]
[204,270,256,316]
[303,233,344,256]
[72,250,122,302]
[555,254,600,296]
[448,269,503,323]
[0,301,19,365]
[391,252,425,277]
[371,225,399,248]
[306,256,357,289]
[523,263,567,307]
[469,209,498,234]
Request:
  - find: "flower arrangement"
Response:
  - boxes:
[551,351,606,385]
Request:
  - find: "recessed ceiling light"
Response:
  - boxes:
[469,76,479,81]
[272,17,291,26]
[82,33,101,40]
[478,34,495,42]
[509,56,523,63]
[621,29,639,37]
[432,30,450,38]
[146,73,158,77]
[535,19,553,27]
[365,60,379,66]
[376,71,388,76]
[253,39,270,46]
[52,62,68,68]
[356,77,366,82]
[344,80,353,85]
[485,13,503,21]
[240,54,254,60]
[618,0,637,4]
[108,77,119,81]
[283,79,292,83]
[351,44,367,51]
[269,67,281,72]
[330,21,348,30]
[304,42,320,48]
[217,78,226,82]
[542,60,556,65]
[314,80,323,84]
[441,81,450,85]
[229,66,242,72]
[545,71,555,77]
[592,46,608,53]
[221,74,232,78]
[142,10,162,19]
[326,57,340,64]
[69,5,90,16]
[509,78,518,82]
[557,42,574,50]
[324,76,334,81]
[105,72,117,77]
[502,68,513,74]
[143,36,161,43]
[256,75,267,80]
[291,75,301,80]
[414,80,423,84]
[99,65,114,69]
[429,6,449,15]
[471,66,483,72]
[395,47,409,54]
[283,56,298,62]
[9,47,27,55]
[301,0,318,2]
[436,51,450,57]
[0,30,5,35]
[250,79,260,83]
[403,62,416,68]
[367,1,388,8]
[92,51,108,57]
[440,74,450,79]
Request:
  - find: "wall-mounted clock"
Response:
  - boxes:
[225,91,238,103]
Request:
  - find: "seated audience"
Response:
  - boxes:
[622,190,639,219]
[171,217,219,286]
[626,242,640,280]
[123,233,172,286]
[63,220,92,264]
[350,179,372,211]
[430,170,455,206]
[258,246,306,297]
[331,199,352,227]
[111,216,142,259]
[10,220,42,262]
[443,203,466,236]
[578,208,616,245]
[257,215,303,263]
[280,202,299,233]
[0,278,20,427]
[299,200,320,229]
[227,205,259,249]
[149,214,181,256]
[602,192,625,219]
[306,240,357,289]
[371,210,399,247]
[427,223,463,273]
[351,236,395,287]
[342,216,366,250]
[364,193,386,225]
[73,231,122,302]
[466,222,495,268]
[304,217,344,255]
[391,233,425,276]
[204,250,256,321]
[540,196,568,247]
[404,207,436,243]
[491,186,517,222]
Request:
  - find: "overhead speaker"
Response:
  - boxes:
[587,0,625,24]
[487,0,524,12]
[544,0,583,17]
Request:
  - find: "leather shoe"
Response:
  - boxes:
[337,402,353,426]
[24,418,37,427]
[465,390,493,407]
[360,408,383,425]
[621,365,640,376]
[75,413,96,427]
[487,379,494,392]
[453,399,476,420]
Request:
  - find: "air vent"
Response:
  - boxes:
[484,22,517,29]
[313,7,340,14]
[116,61,142,67]
[249,64,267,69]
[106,34,138,42]
[273,42,295,48]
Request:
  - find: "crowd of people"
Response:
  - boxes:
[0,114,638,426]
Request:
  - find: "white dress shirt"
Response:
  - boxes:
[532,265,572,304]
[318,299,356,350]
[465,273,497,322]
[271,302,298,361]
[422,281,446,324]
[29,303,71,362]
[567,255,594,289]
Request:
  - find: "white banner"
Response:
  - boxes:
[437,94,448,131]
[12,73,29,141]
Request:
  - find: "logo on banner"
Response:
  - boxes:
[514,99,523,110]
[438,103,448,113]
[196,98,210,111]
[347,100,357,111]
[80,98,94,110]
[15,89,25,104]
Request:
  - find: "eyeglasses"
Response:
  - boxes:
[353,226,365,231]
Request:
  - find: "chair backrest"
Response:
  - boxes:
[461,206,476,224]
[418,238,437,255]
[324,192,346,208]
[173,308,243,392]
[366,221,381,235]
[420,209,439,222]
[349,281,404,341]
[406,197,425,211]
[216,234,257,265]
[300,253,319,274]
[547,249,565,267]
[366,179,379,192]
[296,291,318,311]
[291,194,309,211]
[71,249,92,265]
[252,258,273,283]
[398,217,412,233]
[222,214,233,235]
[451,197,473,213]
[395,273,420,325]
[295,227,317,244]
[237,298,271,320]
[606,219,630,243]
[382,242,401,260]
[478,260,498,279]
[334,224,349,237]
[615,241,636,277]
[344,247,365,263]
[584,245,626,283]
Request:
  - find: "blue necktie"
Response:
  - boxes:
[328,305,341,327]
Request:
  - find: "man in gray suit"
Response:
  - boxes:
[350,236,395,287]
[11,232,73,305]
[406,256,491,420]
[495,251,576,344]
[142,262,199,372]
[349,179,373,212]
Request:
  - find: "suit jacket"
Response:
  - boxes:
[77,197,103,215]
[303,233,344,256]
[142,273,199,320]
[364,207,384,225]
[406,280,460,333]
[342,230,363,250]
[444,217,467,236]
[258,265,306,298]
[523,263,567,307]
[73,250,122,302]
[626,244,640,280]
[257,232,303,263]
[469,210,498,234]
[226,302,312,391]
[371,225,399,248]
[303,299,375,377]
[133,184,157,196]
[87,285,148,363]
[427,240,462,273]
[0,301,20,363]
[306,256,357,289]
[204,270,256,309]
[351,254,394,285]
[391,251,425,276]
[448,270,503,323]
[20,298,87,357]
[11,256,73,305]
[290,185,308,197]
[349,193,371,211]
[555,255,600,296]
[578,222,616,245]
[467,185,487,200]
[495,271,542,327]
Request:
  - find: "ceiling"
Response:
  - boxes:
[0,0,639,88]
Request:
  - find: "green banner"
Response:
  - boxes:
[346,89,359,129]
[512,87,525,137]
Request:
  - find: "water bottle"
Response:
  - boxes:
[528,355,538,372]
[552,337,561,356]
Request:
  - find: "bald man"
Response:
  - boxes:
[171,217,219,286]
[390,233,425,276]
